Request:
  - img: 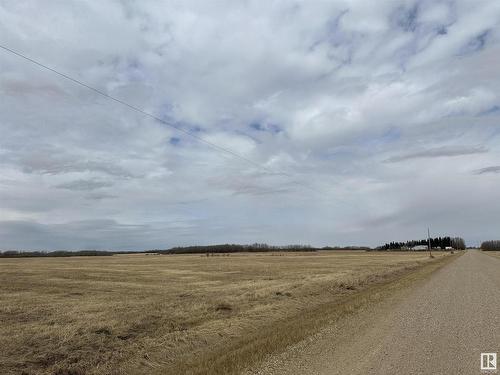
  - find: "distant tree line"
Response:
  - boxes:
[0,250,115,258]
[161,243,316,254]
[481,240,500,251]
[321,246,371,251]
[162,244,374,254]
[379,236,466,250]
[0,243,373,257]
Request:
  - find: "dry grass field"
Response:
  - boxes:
[0,251,453,375]
[483,250,500,259]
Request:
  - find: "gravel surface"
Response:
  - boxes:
[248,250,500,375]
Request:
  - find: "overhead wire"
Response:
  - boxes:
[0,44,320,194]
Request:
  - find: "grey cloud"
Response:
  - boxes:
[385,146,488,163]
[85,192,118,200]
[56,179,113,191]
[0,217,240,251]
[20,155,134,178]
[1,144,136,178]
[232,186,292,196]
[0,220,172,251]
[393,4,419,32]
[473,166,500,175]
[460,29,491,55]
[206,171,295,197]
[478,105,500,116]
[1,79,66,96]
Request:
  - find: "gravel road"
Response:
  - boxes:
[250,250,500,375]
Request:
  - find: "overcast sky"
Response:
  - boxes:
[1,0,500,250]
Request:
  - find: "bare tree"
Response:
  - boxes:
[481,240,500,251]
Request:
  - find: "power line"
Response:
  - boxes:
[0,44,319,193]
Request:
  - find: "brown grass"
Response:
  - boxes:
[483,250,500,259]
[0,251,454,375]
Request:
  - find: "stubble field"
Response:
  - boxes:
[0,251,452,375]
[483,250,500,259]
